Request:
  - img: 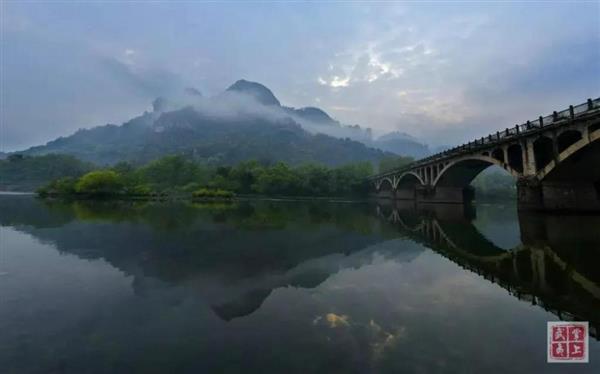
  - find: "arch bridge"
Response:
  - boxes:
[370,98,600,211]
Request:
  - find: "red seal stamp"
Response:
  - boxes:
[547,322,588,363]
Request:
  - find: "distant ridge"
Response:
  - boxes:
[14,79,428,165]
[226,79,281,106]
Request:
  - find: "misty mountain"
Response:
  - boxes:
[16,79,430,165]
[371,132,430,159]
[237,82,435,159]
[19,81,395,166]
[226,79,280,106]
[430,144,451,154]
[291,107,335,124]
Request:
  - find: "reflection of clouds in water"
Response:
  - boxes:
[305,250,505,364]
[313,313,350,328]
[312,310,407,362]
[368,320,407,360]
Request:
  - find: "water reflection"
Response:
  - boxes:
[0,197,404,322]
[376,200,600,338]
[0,195,599,373]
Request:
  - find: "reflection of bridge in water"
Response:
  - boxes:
[371,98,600,212]
[2,196,598,335]
[376,201,600,339]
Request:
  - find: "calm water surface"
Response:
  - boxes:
[0,195,599,373]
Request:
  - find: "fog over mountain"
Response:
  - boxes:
[18,80,415,166]
[4,3,598,153]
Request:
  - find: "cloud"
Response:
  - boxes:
[312,313,350,328]
[2,2,599,150]
[100,57,183,98]
[308,4,600,146]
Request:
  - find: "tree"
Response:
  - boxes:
[36,177,77,197]
[75,170,124,196]
[0,154,94,191]
[229,160,264,193]
[297,164,333,196]
[332,162,373,195]
[254,162,301,195]
[136,155,205,190]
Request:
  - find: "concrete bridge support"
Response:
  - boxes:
[414,186,475,204]
[518,181,600,212]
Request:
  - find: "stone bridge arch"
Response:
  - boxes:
[395,171,425,188]
[532,131,600,210]
[392,172,425,200]
[536,128,600,182]
[432,155,520,188]
[374,177,394,198]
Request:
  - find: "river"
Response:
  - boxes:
[0,194,598,373]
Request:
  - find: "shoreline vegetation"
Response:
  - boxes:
[35,155,377,201]
[2,153,517,201]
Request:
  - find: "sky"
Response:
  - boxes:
[1,1,599,151]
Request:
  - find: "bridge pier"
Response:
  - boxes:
[540,181,600,212]
[516,178,544,210]
[518,180,600,212]
[415,185,475,204]
[395,188,415,199]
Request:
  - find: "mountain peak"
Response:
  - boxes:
[184,87,203,97]
[226,79,281,106]
[294,107,334,123]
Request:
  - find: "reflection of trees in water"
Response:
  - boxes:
[0,196,415,321]
[376,201,600,338]
[2,195,599,336]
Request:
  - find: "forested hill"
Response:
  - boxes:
[17,80,393,167]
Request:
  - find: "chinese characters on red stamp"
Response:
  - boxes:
[547,322,588,363]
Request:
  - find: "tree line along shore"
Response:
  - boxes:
[1,153,515,201]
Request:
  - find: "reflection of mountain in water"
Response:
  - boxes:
[375,200,600,338]
[0,196,421,321]
[3,195,598,333]
[208,239,422,321]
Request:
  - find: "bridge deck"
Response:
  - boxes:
[370,97,600,181]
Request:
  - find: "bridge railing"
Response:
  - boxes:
[370,97,600,179]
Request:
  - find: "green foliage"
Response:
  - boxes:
[36,177,77,197]
[37,154,375,199]
[128,184,156,197]
[378,155,414,173]
[192,188,235,199]
[136,155,209,190]
[75,170,124,196]
[471,168,517,200]
[254,162,302,195]
[0,154,94,191]
[228,160,264,193]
